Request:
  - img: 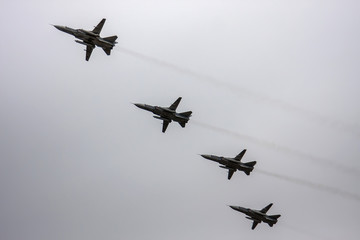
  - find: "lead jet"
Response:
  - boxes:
[229,203,281,230]
[53,18,117,61]
[134,97,192,133]
[200,150,256,180]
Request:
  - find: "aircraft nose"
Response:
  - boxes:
[134,103,147,110]
[200,154,212,160]
[53,25,62,30]
[53,25,67,32]
[228,205,238,210]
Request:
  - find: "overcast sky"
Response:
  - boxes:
[1,0,360,239]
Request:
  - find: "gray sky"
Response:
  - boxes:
[1,0,360,239]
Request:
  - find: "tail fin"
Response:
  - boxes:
[243,161,256,175]
[245,161,256,167]
[270,214,281,220]
[179,111,192,118]
[103,35,118,43]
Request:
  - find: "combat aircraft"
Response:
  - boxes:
[200,150,256,180]
[134,97,192,133]
[229,203,281,230]
[53,18,117,61]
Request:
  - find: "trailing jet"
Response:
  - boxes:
[53,18,117,61]
[134,97,192,133]
[200,150,256,180]
[229,203,281,230]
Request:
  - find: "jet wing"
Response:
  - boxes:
[86,45,94,61]
[162,120,170,133]
[169,97,182,111]
[234,149,246,161]
[252,221,259,230]
[260,203,273,213]
[228,169,235,180]
[92,18,106,35]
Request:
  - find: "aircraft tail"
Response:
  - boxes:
[243,161,256,175]
[103,35,118,43]
[270,214,281,220]
[245,161,257,167]
[178,122,187,128]
[102,47,112,55]
[179,111,192,118]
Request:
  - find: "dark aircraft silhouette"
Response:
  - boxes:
[53,18,117,61]
[229,203,281,230]
[200,150,256,179]
[134,97,192,133]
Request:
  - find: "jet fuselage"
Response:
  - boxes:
[229,206,279,226]
[201,155,254,173]
[54,25,117,49]
[134,104,190,123]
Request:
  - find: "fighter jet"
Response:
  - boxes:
[134,97,192,133]
[53,18,117,61]
[229,203,281,230]
[200,150,256,180]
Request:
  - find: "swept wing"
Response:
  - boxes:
[260,203,273,213]
[86,45,94,61]
[234,149,246,161]
[169,97,182,111]
[228,169,235,180]
[162,120,170,133]
[92,18,106,35]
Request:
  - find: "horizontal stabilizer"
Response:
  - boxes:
[103,35,118,43]
[102,47,111,55]
[178,122,186,128]
[179,111,192,118]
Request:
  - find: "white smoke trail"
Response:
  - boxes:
[191,120,360,177]
[116,47,360,138]
[282,222,336,240]
[257,168,360,203]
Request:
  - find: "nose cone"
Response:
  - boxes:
[134,103,147,110]
[53,25,71,34]
[53,25,64,31]
[200,154,212,160]
[229,205,247,213]
[229,205,238,211]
